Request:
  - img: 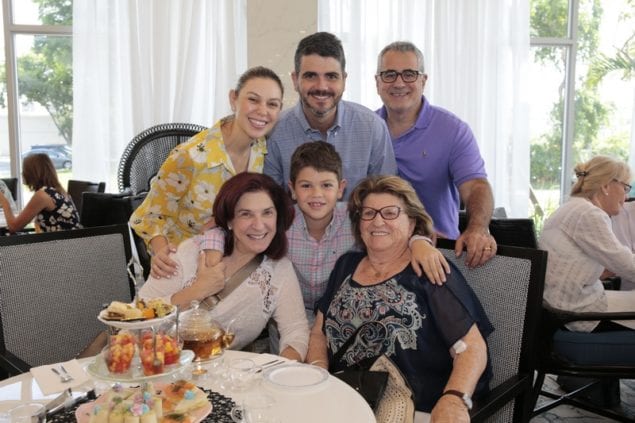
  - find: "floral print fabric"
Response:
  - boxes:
[36,187,82,232]
[130,119,267,249]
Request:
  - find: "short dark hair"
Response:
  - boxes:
[22,153,65,193]
[294,32,346,74]
[289,141,343,183]
[213,173,294,260]
[235,66,284,99]
[348,175,435,249]
[377,41,425,74]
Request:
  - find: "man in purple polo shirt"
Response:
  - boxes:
[375,41,497,267]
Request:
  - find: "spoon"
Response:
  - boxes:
[51,367,72,383]
[152,328,162,373]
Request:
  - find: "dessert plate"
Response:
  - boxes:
[264,363,329,391]
[86,350,194,382]
[98,306,176,329]
[75,382,212,423]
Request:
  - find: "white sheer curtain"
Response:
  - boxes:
[318,0,530,218]
[72,0,247,190]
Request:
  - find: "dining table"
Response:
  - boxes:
[0,349,376,422]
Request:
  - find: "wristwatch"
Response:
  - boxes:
[441,390,473,410]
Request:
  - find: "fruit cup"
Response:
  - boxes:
[139,329,165,376]
[104,330,136,374]
[162,332,182,365]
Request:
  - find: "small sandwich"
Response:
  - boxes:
[147,298,174,318]
[162,380,208,414]
[105,301,143,321]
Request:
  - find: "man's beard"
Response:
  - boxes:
[301,89,342,118]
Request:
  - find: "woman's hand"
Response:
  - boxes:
[430,394,470,423]
[189,251,226,298]
[410,238,451,284]
[149,236,180,279]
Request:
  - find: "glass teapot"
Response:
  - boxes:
[179,300,226,361]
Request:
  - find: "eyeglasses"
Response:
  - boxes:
[613,179,632,194]
[377,69,423,83]
[359,206,402,221]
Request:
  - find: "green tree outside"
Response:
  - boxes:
[0,0,72,144]
[530,0,635,227]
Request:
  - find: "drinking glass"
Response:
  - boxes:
[230,393,278,423]
[229,358,256,392]
[9,403,46,423]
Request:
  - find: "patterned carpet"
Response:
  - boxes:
[531,376,635,422]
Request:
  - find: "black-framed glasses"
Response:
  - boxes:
[359,206,402,221]
[377,69,423,83]
[613,179,632,194]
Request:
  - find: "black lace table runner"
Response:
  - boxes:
[49,388,237,423]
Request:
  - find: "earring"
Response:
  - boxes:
[605,191,609,196]
[228,224,233,231]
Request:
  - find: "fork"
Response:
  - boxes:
[51,367,73,383]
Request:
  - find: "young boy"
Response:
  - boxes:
[200,141,449,329]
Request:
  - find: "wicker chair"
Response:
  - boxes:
[0,225,134,378]
[117,122,207,195]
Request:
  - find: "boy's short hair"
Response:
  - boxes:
[289,141,343,183]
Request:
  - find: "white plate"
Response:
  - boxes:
[86,350,194,382]
[98,306,176,329]
[75,382,212,423]
[264,363,329,390]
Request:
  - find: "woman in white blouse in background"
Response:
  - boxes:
[539,155,635,332]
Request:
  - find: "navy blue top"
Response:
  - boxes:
[317,252,493,412]
[36,187,82,232]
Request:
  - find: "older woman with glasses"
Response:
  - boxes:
[540,155,635,332]
[306,175,493,422]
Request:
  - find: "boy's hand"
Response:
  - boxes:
[191,251,226,298]
[204,249,223,267]
[410,239,450,285]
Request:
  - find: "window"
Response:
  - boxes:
[0,0,72,203]
[529,0,635,230]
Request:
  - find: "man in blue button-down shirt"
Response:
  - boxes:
[264,32,397,199]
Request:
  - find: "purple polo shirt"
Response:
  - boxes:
[377,97,487,239]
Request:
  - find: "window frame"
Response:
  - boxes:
[530,0,580,204]
[1,0,71,203]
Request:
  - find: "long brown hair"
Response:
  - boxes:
[21,153,66,193]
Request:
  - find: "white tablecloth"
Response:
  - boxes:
[0,350,376,422]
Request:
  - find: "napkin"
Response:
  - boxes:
[30,359,91,396]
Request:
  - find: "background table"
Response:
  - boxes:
[0,350,376,422]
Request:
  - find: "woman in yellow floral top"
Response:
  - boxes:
[130,66,284,278]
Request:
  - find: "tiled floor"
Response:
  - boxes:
[531,376,635,422]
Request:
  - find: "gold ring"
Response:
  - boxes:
[484,247,492,251]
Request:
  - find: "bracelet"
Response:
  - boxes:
[409,235,433,248]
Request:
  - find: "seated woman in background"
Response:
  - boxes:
[0,178,17,213]
[611,199,635,290]
[540,155,635,332]
[139,172,309,361]
[0,153,81,233]
[306,175,493,422]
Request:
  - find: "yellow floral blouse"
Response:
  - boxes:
[130,119,267,250]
